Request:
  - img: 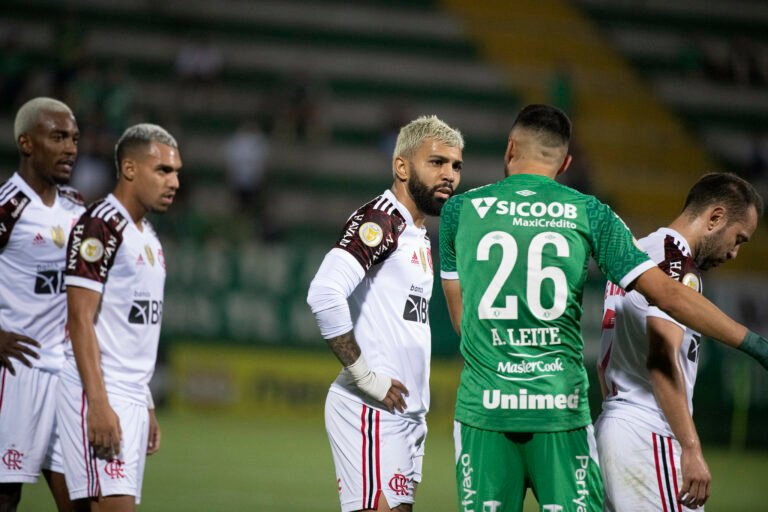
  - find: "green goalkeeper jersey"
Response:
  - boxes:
[440,174,654,432]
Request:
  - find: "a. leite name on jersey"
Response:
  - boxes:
[482,388,580,410]
[491,327,561,346]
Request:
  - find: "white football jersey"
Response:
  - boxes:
[327,190,434,420]
[62,194,165,405]
[598,228,702,436]
[0,173,85,372]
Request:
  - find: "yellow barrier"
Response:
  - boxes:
[170,344,463,430]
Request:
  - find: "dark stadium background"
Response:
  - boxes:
[2,0,766,509]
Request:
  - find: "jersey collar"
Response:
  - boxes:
[655,227,692,257]
[10,172,57,209]
[382,189,421,229]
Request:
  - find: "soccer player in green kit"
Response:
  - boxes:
[440,104,768,512]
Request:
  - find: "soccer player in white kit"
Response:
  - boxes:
[596,173,762,511]
[307,116,463,512]
[0,97,84,512]
[57,124,181,511]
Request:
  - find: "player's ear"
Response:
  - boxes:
[121,158,136,182]
[393,156,408,182]
[708,205,726,231]
[17,134,32,157]
[504,137,515,166]
[556,154,572,177]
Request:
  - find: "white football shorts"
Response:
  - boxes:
[0,364,64,483]
[325,390,427,512]
[596,414,703,512]
[56,376,149,503]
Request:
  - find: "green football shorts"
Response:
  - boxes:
[454,421,604,512]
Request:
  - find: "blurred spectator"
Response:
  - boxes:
[175,36,223,84]
[70,128,114,204]
[378,104,410,159]
[273,73,326,144]
[175,35,223,111]
[224,120,272,237]
[225,120,270,206]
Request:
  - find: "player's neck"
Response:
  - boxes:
[391,183,426,227]
[505,162,558,179]
[666,216,699,257]
[18,166,57,206]
[113,187,147,230]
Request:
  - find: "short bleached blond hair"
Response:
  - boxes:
[14,97,73,143]
[392,115,464,175]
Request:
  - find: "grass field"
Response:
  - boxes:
[21,410,768,511]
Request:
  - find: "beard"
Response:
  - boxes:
[407,171,451,217]
[695,233,722,271]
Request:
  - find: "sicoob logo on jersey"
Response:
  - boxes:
[403,295,429,324]
[34,270,65,294]
[128,300,163,324]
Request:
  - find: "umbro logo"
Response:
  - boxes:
[471,197,497,219]
[516,190,536,197]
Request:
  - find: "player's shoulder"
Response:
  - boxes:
[141,218,160,240]
[348,192,407,233]
[57,185,86,208]
[0,177,31,214]
[78,198,130,234]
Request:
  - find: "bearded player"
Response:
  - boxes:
[307,115,463,512]
[440,104,768,511]
[597,173,762,510]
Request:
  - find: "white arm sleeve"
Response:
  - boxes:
[306,248,365,339]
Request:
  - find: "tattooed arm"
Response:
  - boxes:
[308,249,408,413]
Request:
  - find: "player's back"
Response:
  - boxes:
[441,173,652,432]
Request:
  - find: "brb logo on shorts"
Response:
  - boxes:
[2,449,23,470]
[34,270,65,294]
[105,459,126,479]
[128,300,163,324]
[388,473,409,496]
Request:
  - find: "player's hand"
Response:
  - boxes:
[678,447,711,508]
[381,379,409,414]
[0,330,40,375]
[87,400,122,460]
[147,408,161,456]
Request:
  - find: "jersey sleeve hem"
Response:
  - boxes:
[646,306,686,331]
[64,276,105,293]
[618,260,656,290]
[440,270,459,280]
[329,247,366,280]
